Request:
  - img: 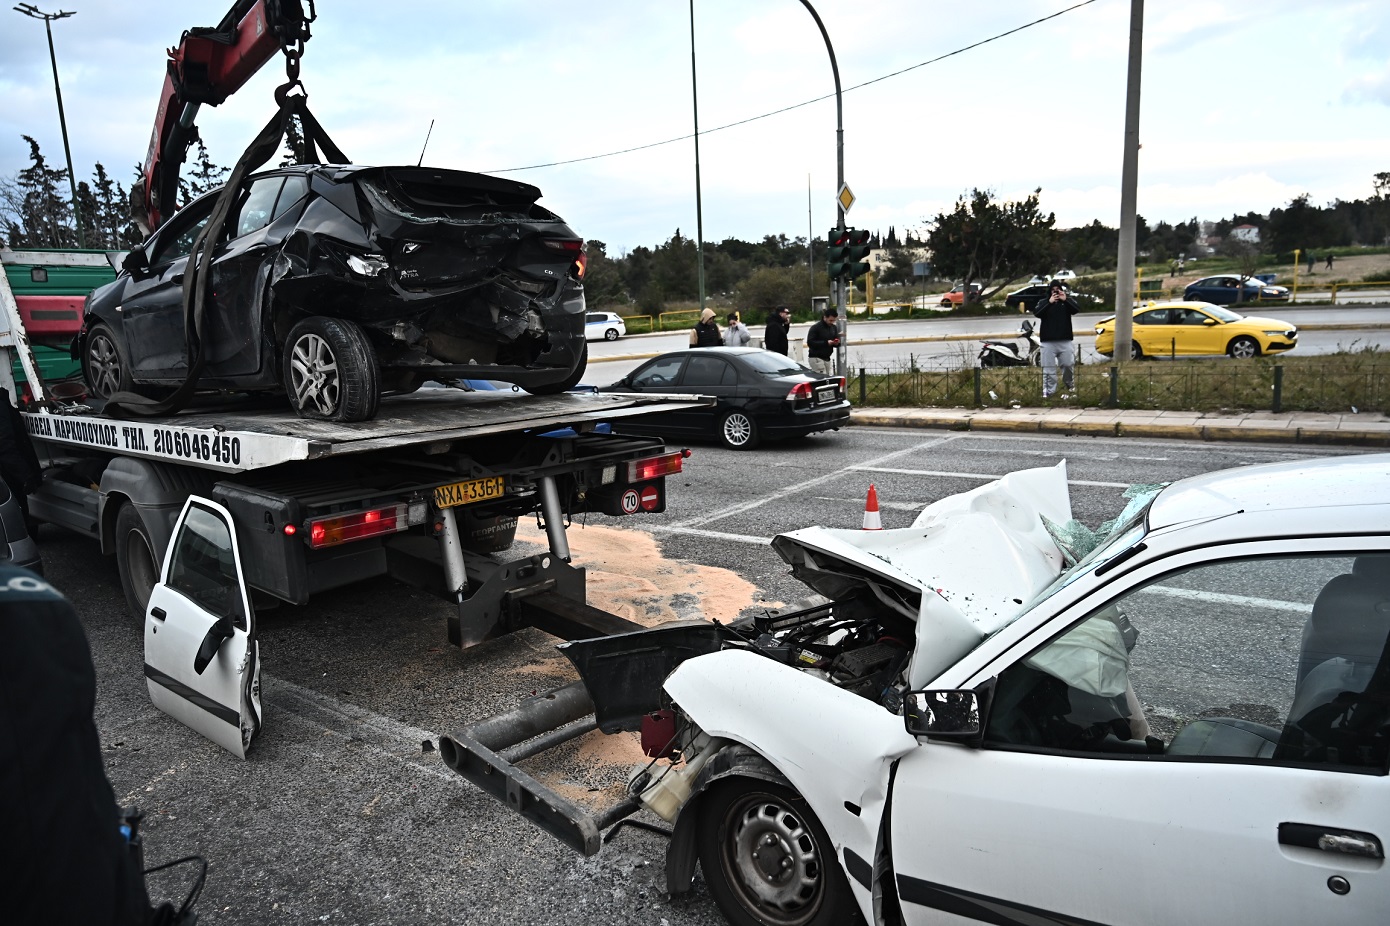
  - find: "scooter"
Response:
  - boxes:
[978,319,1040,367]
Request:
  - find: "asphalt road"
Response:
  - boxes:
[54,429,1372,924]
[586,306,1390,381]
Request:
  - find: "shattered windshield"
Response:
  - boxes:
[1017,499,1154,618]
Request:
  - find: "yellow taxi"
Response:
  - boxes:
[1093,301,1298,359]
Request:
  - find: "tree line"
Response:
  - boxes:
[5,133,1386,311]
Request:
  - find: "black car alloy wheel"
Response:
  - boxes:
[84,322,131,399]
[720,410,760,450]
[284,317,381,422]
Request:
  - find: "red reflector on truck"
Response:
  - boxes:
[306,504,407,548]
[627,452,683,483]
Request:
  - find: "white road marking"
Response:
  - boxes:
[651,525,773,545]
[671,434,960,528]
[1136,585,1312,614]
[852,466,1130,488]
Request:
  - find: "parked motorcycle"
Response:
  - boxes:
[979,319,1040,367]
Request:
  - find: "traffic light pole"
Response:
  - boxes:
[798,0,847,375]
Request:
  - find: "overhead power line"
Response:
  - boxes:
[487,0,1100,174]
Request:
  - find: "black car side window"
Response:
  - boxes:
[150,202,215,267]
[632,356,685,388]
[683,356,732,387]
[270,175,309,223]
[235,176,286,238]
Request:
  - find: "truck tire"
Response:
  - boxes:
[697,778,860,926]
[284,317,380,421]
[115,503,159,620]
[523,343,588,396]
[83,322,135,400]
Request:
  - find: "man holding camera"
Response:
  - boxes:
[1031,280,1078,398]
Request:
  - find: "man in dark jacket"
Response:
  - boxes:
[805,307,841,374]
[692,308,722,347]
[0,565,157,924]
[764,306,791,355]
[1031,281,1078,398]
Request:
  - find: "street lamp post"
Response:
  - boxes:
[797,0,847,374]
[15,3,82,246]
[688,0,706,316]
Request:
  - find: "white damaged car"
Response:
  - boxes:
[556,455,1390,926]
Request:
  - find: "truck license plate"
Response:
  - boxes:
[434,476,505,509]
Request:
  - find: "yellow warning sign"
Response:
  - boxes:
[837,183,856,213]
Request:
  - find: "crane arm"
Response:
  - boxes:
[134,0,313,235]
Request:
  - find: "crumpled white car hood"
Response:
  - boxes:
[770,462,1072,687]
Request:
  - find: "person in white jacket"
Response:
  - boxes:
[723,312,751,347]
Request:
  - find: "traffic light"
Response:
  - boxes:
[827,227,872,279]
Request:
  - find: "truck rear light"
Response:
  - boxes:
[306,504,407,549]
[627,452,683,483]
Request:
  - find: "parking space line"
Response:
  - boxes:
[671,434,960,528]
[1136,586,1312,613]
[652,525,773,545]
[853,466,1130,488]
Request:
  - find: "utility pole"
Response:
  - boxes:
[688,0,706,315]
[15,4,82,246]
[798,0,846,374]
[807,175,814,309]
[1113,0,1144,362]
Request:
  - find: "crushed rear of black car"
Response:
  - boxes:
[78,164,589,421]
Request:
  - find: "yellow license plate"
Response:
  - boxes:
[433,476,505,509]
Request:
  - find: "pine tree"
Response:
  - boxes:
[74,180,102,248]
[92,162,123,248]
[16,135,75,247]
[187,141,229,196]
[279,115,306,166]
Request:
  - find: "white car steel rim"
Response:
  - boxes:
[724,793,823,923]
[724,413,753,446]
[89,332,122,396]
[289,332,341,414]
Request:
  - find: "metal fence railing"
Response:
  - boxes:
[847,361,1389,414]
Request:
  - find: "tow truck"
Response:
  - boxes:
[0,0,715,757]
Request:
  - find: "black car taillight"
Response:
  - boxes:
[543,238,585,279]
[787,382,814,402]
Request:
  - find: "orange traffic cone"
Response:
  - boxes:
[862,484,882,530]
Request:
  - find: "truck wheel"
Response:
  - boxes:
[115,503,159,620]
[523,343,588,395]
[83,323,134,400]
[719,410,761,450]
[284,317,380,421]
[1228,336,1260,359]
[697,778,859,926]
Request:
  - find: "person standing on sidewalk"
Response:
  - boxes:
[723,312,751,347]
[806,307,841,375]
[1031,280,1078,398]
[691,308,722,347]
[764,306,791,355]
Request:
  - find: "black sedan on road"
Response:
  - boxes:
[79,164,588,421]
[600,348,850,449]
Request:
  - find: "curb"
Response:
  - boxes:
[849,411,1390,448]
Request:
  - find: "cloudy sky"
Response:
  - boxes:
[2,0,1387,251]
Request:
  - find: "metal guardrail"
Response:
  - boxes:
[1328,282,1390,305]
[620,314,655,334]
[657,310,700,331]
[848,362,1388,414]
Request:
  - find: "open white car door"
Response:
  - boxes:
[144,496,261,758]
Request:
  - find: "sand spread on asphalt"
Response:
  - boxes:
[508,521,763,808]
[513,520,760,626]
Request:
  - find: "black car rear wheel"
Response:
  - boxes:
[284,317,380,421]
[719,410,761,450]
[83,323,134,400]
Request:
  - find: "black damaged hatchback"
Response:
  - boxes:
[78,164,589,421]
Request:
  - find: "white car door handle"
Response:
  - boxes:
[1280,823,1384,859]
